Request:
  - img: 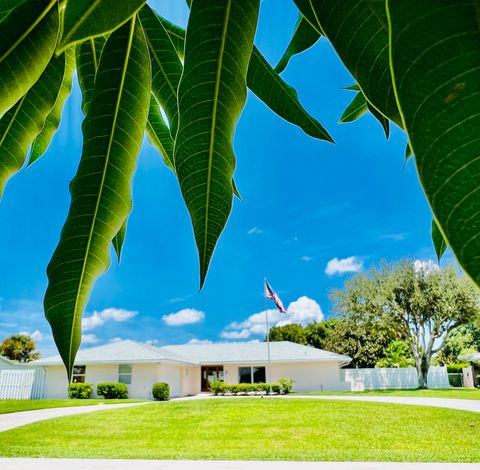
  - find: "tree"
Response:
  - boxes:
[0,334,41,363]
[267,323,307,344]
[376,340,414,368]
[434,323,480,365]
[332,260,480,388]
[2,1,480,379]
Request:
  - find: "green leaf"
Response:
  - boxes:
[294,0,401,126]
[112,219,127,263]
[405,143,412,161]
[0,0,59,118]
[44,17,150,379]
[248,47,333,142]
[174,0,260,287]
[138,4,182,136]
[29,49,76,165]
[76,36,107,115]
[275,14,321,74]
[386,0,480,285]
[146,94,174,170]
[0,0,25,17]
[432,219,447,262]
[155,12,185,60]
[58,0,146,52]
[340,92,367,123]
[0,52,65,197]
[366,102,389,138]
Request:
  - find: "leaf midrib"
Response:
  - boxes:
[62,0,102,46]
[203,0,232,275]
[0,0,57,64]
[68,18,135,370]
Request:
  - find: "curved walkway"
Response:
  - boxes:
[0,402,148,433]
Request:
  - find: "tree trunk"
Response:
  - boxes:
[415,354,431,389]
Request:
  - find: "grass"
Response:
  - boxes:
[1,398,479,462]
[0,399,144,414]
[292,388,480,400]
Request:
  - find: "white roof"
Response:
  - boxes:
[31,340,351,367]
[163,341,351,365]
[459,352,480,363]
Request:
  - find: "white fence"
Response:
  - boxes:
[341,366,450,391]
[0,368,47,399]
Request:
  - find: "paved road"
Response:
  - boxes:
[0,402,148,433]
[0,459,478,470]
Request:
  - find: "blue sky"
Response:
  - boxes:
[0,1,450,356]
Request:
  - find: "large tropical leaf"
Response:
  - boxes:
[29,49,76,165]
[138,4,182,136]
[156,13,185,59]
[76,36,107,115]
[44,17,150,379]
[387,0,480,285]
[58,0,146,52]
[174,0,260,286]
[248,47,332,142]
[275,14,321,74]
[146,94,174,171]
[0,52,65,197]
[294,0,400,126]
[0,0,59,118]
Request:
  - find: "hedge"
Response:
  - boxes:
[96,382,128,399]
[68,383,93,399]
[209,378,294,395]
[447,363,469,374]
[152,382,170,400]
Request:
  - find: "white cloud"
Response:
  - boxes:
[166,295,192,304]
[19,330,43,342]
[413,259,439,275]
[188,338,213,344]
[82,308,137,331]
[109,337,123,343]
[300,256,313,262]
[325,256,362,275]
[380,233,408,241]
[162,308,205,326]
[248,227,263,235]
[82,334,99,344]
[220,296,324,340]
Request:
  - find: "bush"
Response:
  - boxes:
[96,382,128,399]
[68,383,92,399]
[278,377,294,394]
[210,382,288,395]
[209,379,226,395]
[152,382,170,400]
[447,363,469,373]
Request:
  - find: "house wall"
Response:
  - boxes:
[156,364,182,398]
[181,366,201,396]
[46,366,68,398]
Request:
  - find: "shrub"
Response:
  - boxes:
[278,377,294,394]
[271,383,281,394]
[209,380,226,395]
[152,382,170,400]
[68,383,92,399]
[97,382,128,399]
[447,363,469,374]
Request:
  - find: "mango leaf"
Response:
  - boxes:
[139,4,182,136]
[112,219,127,263]
[146,95,174,171]
[386,0,480,285]
[174,0,260,287]
[29,49,76,165]
[155,12,185,60]
[366,102,389,138]
[248,47,332,142]
[0,0,59,118]
[76,36,107,115]
[275,14,321,74]
[0,52,65,197]
[431,219,447,262]
[58,0,146,52]
[294,0,401,126]
[0,0,24,17]
[340,92,367,123]
[44,17,150,379]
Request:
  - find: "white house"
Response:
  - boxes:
[30,340,352,399]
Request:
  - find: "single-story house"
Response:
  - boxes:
[460,352,480,363]
[30,340,352,399]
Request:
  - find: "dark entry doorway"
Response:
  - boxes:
[201,365,224,391]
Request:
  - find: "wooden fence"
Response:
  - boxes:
[0,368,47,399]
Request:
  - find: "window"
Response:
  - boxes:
[72,365,86,383]
[118,364,132,384]
[238,366,266,384]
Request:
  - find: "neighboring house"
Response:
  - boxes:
[0,355,24,370]
[30,340,352,399]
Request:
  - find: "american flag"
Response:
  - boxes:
[264,279,287,314]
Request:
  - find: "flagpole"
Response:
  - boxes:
[264,277,272,396]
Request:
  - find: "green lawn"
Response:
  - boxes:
[0,399,144,414]
[1,399,479,462]
[292,388,480,400]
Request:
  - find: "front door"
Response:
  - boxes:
[201,365,224,391]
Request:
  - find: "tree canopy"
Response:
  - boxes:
[2,0,480,379]
[0,334,41,363]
